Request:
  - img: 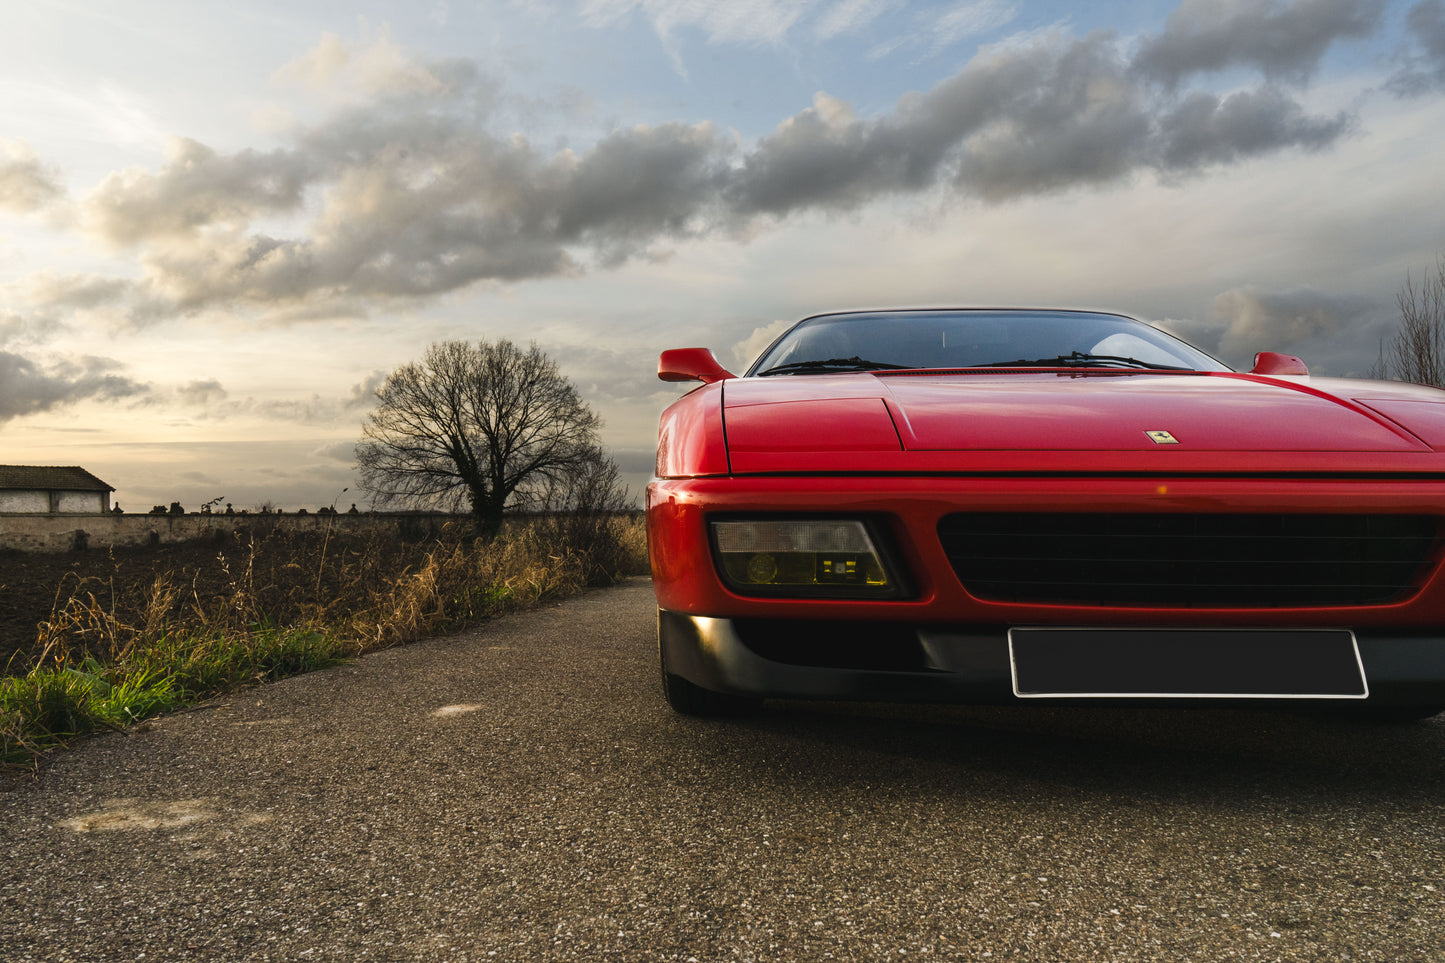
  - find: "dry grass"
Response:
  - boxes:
[2,513,649,769]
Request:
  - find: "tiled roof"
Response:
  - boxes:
[0,465,115,492]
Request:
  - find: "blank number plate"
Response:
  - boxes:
[1009,628,1367,699]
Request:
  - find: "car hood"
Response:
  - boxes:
[720,371,1445,474]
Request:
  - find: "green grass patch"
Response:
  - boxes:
[1,628,346,767]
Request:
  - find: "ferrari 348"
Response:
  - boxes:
[647,308,1445,720]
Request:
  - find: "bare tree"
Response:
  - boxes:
[1374,255,1445,387]
[355,340,604,539]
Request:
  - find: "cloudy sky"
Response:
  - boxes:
[3,0,1445,511]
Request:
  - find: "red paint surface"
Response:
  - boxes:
[649,366,1445,627]
[655,382,728,478]
[648,475,1445,626]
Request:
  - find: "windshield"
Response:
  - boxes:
[746,309,1230,376]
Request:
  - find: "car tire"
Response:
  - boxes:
[660,670,758,716]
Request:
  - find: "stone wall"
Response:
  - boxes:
[0,511,466,553]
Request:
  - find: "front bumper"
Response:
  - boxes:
[647,475,1445,628]
[659,610,1445,708]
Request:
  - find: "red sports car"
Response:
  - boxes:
[646,308,1445,720]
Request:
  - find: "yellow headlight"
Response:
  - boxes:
[711,519,898,596]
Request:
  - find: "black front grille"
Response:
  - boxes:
[938,513,1442,608]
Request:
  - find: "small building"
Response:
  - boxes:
[0,465,115,514]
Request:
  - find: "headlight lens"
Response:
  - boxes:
[710,518,902,598]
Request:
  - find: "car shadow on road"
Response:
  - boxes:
[698,700,1445,803]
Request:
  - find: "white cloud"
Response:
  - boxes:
[272,30,464,101]
[928,0,1021,54]
[579,0,808,47]
[732,318,792,371]
[0,137,64,213]
[814,0,904,40]
[1133,0,1386,88]
[863,0,1020,61]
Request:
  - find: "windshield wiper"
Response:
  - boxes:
[968,351,1188,371]
[755,356,913,376]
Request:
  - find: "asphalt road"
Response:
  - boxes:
[3,578,1444,962]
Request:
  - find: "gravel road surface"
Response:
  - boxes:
[3,578,1444,961]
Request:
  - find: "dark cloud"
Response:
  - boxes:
[0,311,62,346]
[1388,0,1445,95]
[1132,0,1385,88]
[177,379,228,406]
[0,351,149,421]
[731,30,1354,214]
[0,139,64,213]
[722,33,1069,216]
[724,33,1146,217]
[950,33,1156,200]
[85,122,717,316]
[44,25,1369,323]
[549,121,728,264]
[1210,286,1388,373]
[24,273,136,311]
[1154,87,1352,171]
[86,138,313,245]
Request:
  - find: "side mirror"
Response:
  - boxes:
[1250,351,1309,376]
[658,348,736,384]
